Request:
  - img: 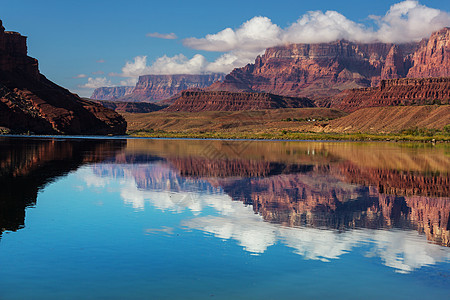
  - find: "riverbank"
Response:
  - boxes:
[127,130,450,142]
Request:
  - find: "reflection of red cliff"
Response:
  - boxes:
[336,162,450,197]
[167,157,312,178]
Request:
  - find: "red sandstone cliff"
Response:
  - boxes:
[116,74,225,103]
[333,77,450,112]
[164,91,314,112]
[407,27,450,78]
[91,86,134,100]
[0,20,126,135]
[208,41,419,104]
[95,100,165,113]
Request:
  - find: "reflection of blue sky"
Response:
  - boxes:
[82,163,450,274]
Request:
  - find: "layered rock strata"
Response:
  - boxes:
[333,77,450,112]
[164,91,315,112]
[116,74,225,103]
[95,100,165,113]
[91,86,134,100]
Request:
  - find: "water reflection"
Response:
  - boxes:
[0,137,125,238]
[1,137,449,275]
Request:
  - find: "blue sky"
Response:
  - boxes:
[2,0,449,97]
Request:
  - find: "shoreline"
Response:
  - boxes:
[2,129,450,143]
[127,130,450,143]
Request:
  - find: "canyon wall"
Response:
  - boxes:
[95,100,165,113]
[209,28,449,108]
[407,27,450,78]
[0,20,127,135]
[91,86,134,100]
[116,73,225,103]
[208,40,419,102]
[333,77,450,112]
[164,91,314,112]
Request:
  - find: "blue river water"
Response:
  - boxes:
[0,137,449,299]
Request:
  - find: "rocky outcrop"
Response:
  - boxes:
[333,77,450,112]
[407,27,450,78]
[164,91,315,112]
[117,74,225,103]
[95,100,165,113]
[209,41,419,103]
[0,20,127,135]
[91,86,134,100]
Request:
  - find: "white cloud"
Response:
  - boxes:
[184,16,282,52]
[185,1,450,49]
[119,77,138,86]
[92,70,104,75]
[374,0,450,42]
[73,74,87,78]
[96,59,105,63]
[146,32,178,39]
[79,77,113,89]
[103,1,450,85]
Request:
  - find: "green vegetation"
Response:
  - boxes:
[128,127,450,142]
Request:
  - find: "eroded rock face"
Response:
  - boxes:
[95,100,165,113]
[0,20,127,135]
[117,74,225,103]
[333,77,450,112]
[91,86,134,100]
[209,41,419,103]
[164,90,315,112]
[407,27,450,78]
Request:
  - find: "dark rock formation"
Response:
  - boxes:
[95,100,165,113]
[117,74,225,103]
[91,86,134,100]
[164,90,315,112]
[333,77,450,112]
[0,20,126,135]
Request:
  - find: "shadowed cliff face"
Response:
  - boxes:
[88,140,449,247]
[0,137,125,239]
[0,20,126,135]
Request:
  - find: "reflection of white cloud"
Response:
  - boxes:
[78,167,111,187]
[369,230,449,273]
[84,164,450,273]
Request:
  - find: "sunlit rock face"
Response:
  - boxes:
[209,28,449,109]
[407,27,450,78]
[0,20,127,135]
[114,74,225,103]
[333,77,450,112]
[163,91,314,112]
[91,86,135,101]
[208,40,419,103]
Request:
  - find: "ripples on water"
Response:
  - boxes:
[0,137,449,299]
